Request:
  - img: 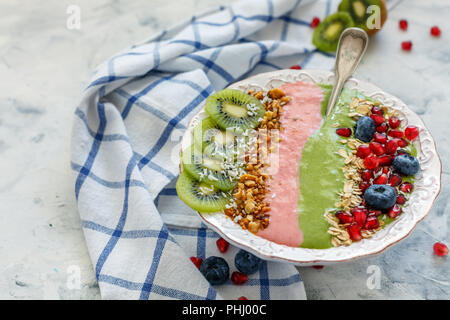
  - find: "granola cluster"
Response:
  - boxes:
[224,88,289,234]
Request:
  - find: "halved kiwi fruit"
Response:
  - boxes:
[338,0,387,36]
[176,171,230,212]
[181,144,237,191]
[312,12,354,53]
[205,89,265,130]
[193,117,238,152]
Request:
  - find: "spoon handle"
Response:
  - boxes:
[326,28,369,117]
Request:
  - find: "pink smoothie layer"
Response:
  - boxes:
[257,81,324,247]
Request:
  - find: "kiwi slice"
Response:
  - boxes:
[193,117,238,152]
[312,12,354,53]
[181,145,238,191]
[176,171,230,212]
[205,89,265,130]
[338,0,387,35]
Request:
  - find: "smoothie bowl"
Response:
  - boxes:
[176,69,441,265]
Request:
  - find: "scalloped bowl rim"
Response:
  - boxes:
[180,69,442,266]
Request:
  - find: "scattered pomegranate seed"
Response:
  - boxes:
[433,242,449,256]
[231,271,248,285]
[374,174,389,185]
[357,145,372,159]
[352,207,368,228]
[216,237,229,253]
[404,125,419,140]
[336,128,352,137]
[190,257,203,269]
[399,182,413,193]
[388,116,401,129]
[310,16,321,28]
[369,142,385,156]
[371,106,383,115]
[388,130,404,138]
[361,169,374,181]
[336,211,354,224]
[347,223,362,241]
[430,26,441,37]
[376,123,388,133]
[370,114,385,126]
[385,139,399,155]
[369,209,382,217]
[389,174,403,187]
[373,133,388,145]
[364,155,379,170]
[388,204,402,218]
[238,296,248,300]
[378,155,392,166]
[359,181,371,192]
[399,19,408,31]
[401,41,412,51]
[290,65,302,70]
[364,216,380,230]
[312,265,324,269]
[396,194,407,205]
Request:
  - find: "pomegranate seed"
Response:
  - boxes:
[352,207,368,228]
[359,181,371,192]
[371,106,383,115]
[430,26,441,37]
[190,257,203,269]
[395,138,408,148]
[396,194,407,205]
[361,169,374,181]
[374,174,388,185]
[369,142,385,156]
[388,204,402,218]
[399,19,408,31]
[357,145,372,159]
[401,41,412,51]
[216,237,229,253]
[290,65,301,70]
[388,130,404,138]
[238,296,248,300]
[388,116,401,129]
[336,211,354,224]
[336,128,352,137]
[347,223,362,241]
[404,125,419,140]
[378,155,392,166]
[364,155,379,170]
[312,265,324,269]
[310,17,320,28]
[368,209,382,217]
[373,133,388,144]
[382,167,390,174]
[376,123,388,133]
[385,139,399,155]
[389,174,403,187]
[231,271,248,285]
[399,182,413,193]
[364,216,380,230]
[433,242,449,256]
[370,114,385,126]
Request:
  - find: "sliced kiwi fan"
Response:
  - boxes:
[193,117,238,152]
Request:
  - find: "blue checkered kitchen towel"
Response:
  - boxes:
[71,0,338,300]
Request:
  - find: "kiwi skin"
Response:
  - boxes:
[338,0,387,36]
[312,12,354,53]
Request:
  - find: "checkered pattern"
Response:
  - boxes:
[71,0,336,300]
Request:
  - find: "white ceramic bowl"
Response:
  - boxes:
[180,69,442,266]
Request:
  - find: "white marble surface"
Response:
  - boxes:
[0,0,448,299]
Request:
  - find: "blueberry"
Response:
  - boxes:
[234,249,262,275]
[364,185,397,210]
[393,153,420,176]
[354,116,376,142]
[200,256,229,285]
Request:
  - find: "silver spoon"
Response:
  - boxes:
[325,28,369,117]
